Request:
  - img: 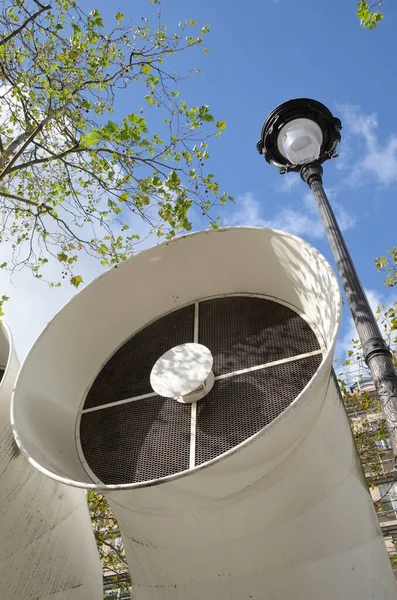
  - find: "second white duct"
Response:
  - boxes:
[0,323,102,599]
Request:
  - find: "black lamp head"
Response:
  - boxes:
[257,98,342,173]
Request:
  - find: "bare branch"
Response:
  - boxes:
[7,146,81,173]
[0,114,52,180]
[0,2,51,47]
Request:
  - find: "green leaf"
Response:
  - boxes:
[216,120,227,130]
[0,295,9,319]
[103,121,119,136]
[357,0,384,29]
[141,64,152,75]
[81,131,101,147]
[70,275,83,288]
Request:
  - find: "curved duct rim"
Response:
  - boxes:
[11,227,342,491]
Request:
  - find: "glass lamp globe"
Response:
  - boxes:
[277,118,323,165]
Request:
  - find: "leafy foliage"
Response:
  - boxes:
[375,247,397,341]
[0,0,231,288]
[87,491,131,596]
[341,383,391,485]
[0,293,8,318]
[357,0,384,29]
[376,246,397,288]
[338,244,397,563]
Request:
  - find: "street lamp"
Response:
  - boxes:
[257,97,397,459]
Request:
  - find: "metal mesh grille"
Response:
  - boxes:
[199,297,320,375]
[195,353,322,465]
[84,305,195,409]
[80,295,322,485]
[80,398,191,484]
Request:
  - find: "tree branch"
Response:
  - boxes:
[0,114,53,180]
[0,189,42,207]
[0,3,52,47]
[2,131,34,164]
[0,192,89,247]
[99,537,128,568]
[7,146,81,173]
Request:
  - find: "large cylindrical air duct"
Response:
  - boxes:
[0,324,102,599]
[11,228,397,599]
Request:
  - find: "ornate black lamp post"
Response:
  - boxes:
[257,98,397,458]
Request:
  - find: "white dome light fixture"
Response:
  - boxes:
[257,97,341,173]
[277,117,323,165]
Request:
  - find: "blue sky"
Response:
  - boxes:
[3,0,397,365]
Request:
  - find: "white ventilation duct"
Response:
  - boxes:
[0,323,102,599]
[11,228,397,599]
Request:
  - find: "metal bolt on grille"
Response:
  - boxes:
[79,296,322,485]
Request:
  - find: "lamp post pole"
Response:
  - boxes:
[301,162,397,457]
[258,98,397,461]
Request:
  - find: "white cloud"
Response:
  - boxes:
[338,104,397,186]
[276,173,300,193]
[226,191,356,240]
[226,192,324,238]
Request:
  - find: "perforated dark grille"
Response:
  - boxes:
[80,295,322,485]
[195,353,322,465]
[80,398,191,484]
[84,305,195,409]
[199,297,320,376]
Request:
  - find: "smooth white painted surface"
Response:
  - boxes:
[107,376,396,600]
[0,324,102,599]
[150,343,213,398]
[11,228,397,599]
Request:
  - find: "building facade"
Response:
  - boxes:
[347,376,397,579]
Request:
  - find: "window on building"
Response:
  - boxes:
[104,588,132,600]
[378,483,397,512]
[375,438,392,450]
[368,420,392,450]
